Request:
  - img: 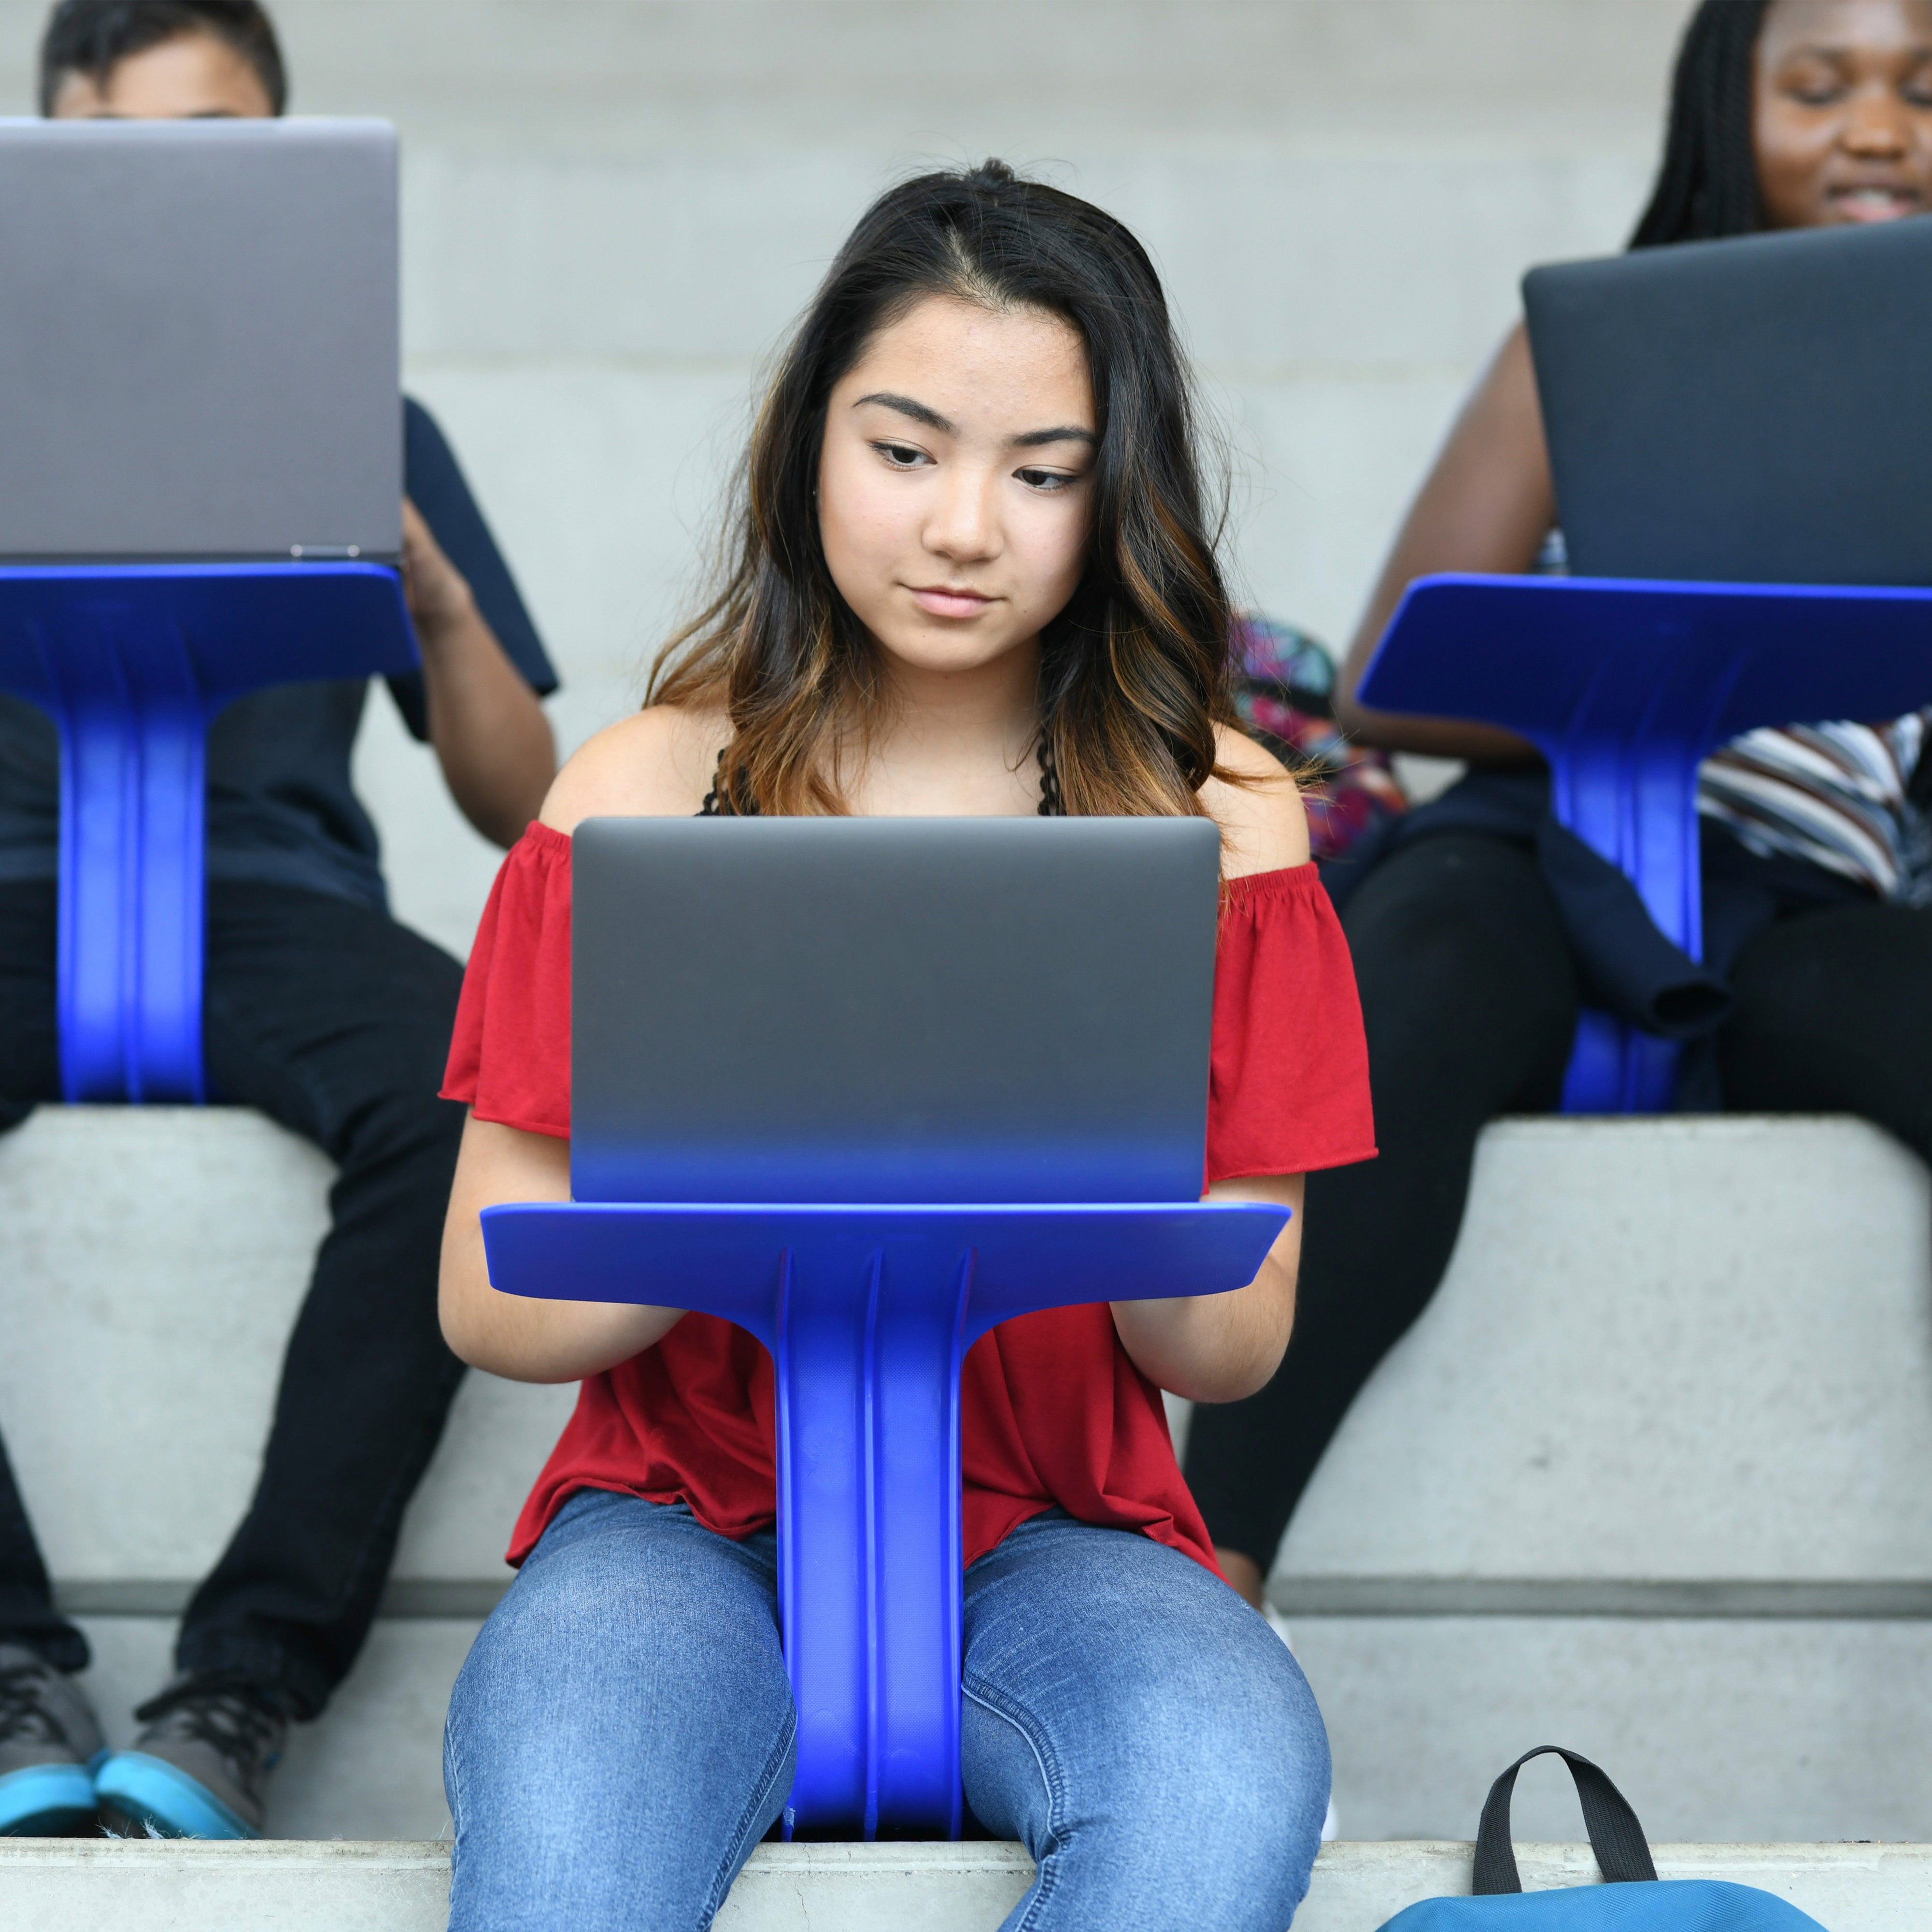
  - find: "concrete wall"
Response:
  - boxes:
[1,0,1688,954]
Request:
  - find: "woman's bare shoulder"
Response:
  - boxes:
[538,704,733,833]
[1202,725,1311,881]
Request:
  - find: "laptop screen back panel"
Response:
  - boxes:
[0,119,399,563]
[1524,217,1932,586]
[569,816,1221,1206]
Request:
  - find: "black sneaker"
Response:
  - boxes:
[0,1643,105,1835]
[93,1677,287,1839]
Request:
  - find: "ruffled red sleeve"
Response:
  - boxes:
[441,821,573,1138]
[1206,863,1376,1181]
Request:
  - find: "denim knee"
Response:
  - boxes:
[444,1492,795,1932]
[960,1518,1329,1931]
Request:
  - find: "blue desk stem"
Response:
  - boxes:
[0,564,418,1102]
[482,1197,1288,1840]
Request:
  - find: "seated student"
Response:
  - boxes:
[435,163,1375,1931]
[0,0,558,1839]
[1185,0,1932,1610]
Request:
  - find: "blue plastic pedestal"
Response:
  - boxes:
[0,564,418,1103]
[482,1197,1287,1840]
[1358,574,1932,1109]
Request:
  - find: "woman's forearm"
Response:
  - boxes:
[1331,322,1555,764]
[1110,1175,1304,1403]
[439,1114,682,1383]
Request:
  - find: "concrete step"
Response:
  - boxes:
[1258,1114,1932,1843]
[1,1107,573,1596]
[8,1108,1932,1843]
[3,1839,1928,1932]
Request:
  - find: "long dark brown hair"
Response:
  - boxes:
[652,160,1242,818]
[1630,0,1777,246]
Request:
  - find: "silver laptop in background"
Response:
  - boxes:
[569,816,1223,1207]
[0,118,400,564]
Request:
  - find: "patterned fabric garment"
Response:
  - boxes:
[1230,612,1408,862]
[1699,716,1932,904]
[1534,532,1932,905]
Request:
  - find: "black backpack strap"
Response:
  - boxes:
[1472,1747,1660,1896]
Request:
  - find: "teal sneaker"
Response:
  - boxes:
[0,1644,105,1835]
[94,1678,286,1839]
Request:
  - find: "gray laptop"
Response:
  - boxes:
[0,118,400,564]
[1524,215,1932,585]
[569,816,1222,1206]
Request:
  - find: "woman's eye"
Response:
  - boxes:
[1016,467,1078,492]
[874,441,929,469]
[1778,65,1845,106]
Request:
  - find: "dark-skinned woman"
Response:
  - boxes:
[1184,0,1932,1612]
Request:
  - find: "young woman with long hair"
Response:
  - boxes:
[435,162,1374,1930]
[1184,0,1932,1609]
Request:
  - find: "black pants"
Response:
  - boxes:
[0,880,468,1719]
[1183,830,1932,1570]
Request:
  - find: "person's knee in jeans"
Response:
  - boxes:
[444,1494,795,1932]
[962,1519,1329,1929]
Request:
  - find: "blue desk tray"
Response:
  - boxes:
[1358,574,1932,1109]
[482,1196,1287,1840]
[0,564,418,1103]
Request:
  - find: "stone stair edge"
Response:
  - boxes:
[5,1839,1928,1872]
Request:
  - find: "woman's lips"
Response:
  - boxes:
[909,586,995,619]
[1828,184,1922,221]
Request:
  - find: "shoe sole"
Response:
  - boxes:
[93,1751,256,1840]
[0,1761,98,1835]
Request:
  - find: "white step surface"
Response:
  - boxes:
[3,1840,1929,1932]
[9,1108,1932,1843]
[1,1108,571,1597]
[1278,1115,1932,1585]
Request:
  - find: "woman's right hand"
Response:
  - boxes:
[439,1113,684,1383]
[1332,321,1558,763]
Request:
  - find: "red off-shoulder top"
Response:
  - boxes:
[444,822,1375,1577]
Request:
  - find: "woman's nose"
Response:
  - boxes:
[924,471,999,561]
[1842,87,1912,157]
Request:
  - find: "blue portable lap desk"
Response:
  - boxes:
[480,817,1289,1839]
[0,119,416,1101]
[1361,222,1932,1109]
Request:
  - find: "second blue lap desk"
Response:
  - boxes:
[1358,574,1932,1110]
[477,815,1289,1842]
[0,563,418,1105]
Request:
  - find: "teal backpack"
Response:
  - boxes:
[1380,1748,1826,1930]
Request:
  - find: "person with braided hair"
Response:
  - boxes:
[1184,0,1932,1613]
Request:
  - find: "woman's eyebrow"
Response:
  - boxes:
[1011,425,1097,449]
[853,391,952,432]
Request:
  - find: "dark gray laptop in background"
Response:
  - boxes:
[570,816,1222,1207]
[1524,215,1932,585]
[0,119,399,563]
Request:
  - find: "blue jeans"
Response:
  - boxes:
[445,1489,1330,1931]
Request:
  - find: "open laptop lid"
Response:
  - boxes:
[0,119,400,565]
[1523,215,1932,586]
[569,816,1222,1206]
